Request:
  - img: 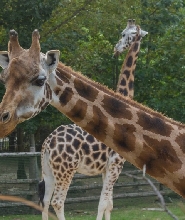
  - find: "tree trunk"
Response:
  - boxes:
[9,130,16,152]
[29,133,39,202]
[17,127,27,179]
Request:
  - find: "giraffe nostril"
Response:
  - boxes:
[1,112,10,123]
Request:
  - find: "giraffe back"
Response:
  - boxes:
[42,124,124,176]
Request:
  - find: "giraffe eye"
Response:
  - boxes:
[33,75,46,87]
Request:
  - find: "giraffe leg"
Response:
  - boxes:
[41,152,55,220]
[51,171,75,220]
[96,171,107,220]
[96,156,125,220]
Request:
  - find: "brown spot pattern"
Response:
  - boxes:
[50,136,56,149]
[67,99,87,122]
[72,139,81,149]
[133,42,139,52]
[74,78,98,102]
[129,80,134,90]
[101,152,107,162]
[84,106,108,142]
[93,152,101,160]
[55,77,64,87]
[137,112,173,136]
[54,156,62,163]
[82,143,90,154]
[123,70,130,79]
[51,150,58,160]
[135,135,182,178]
[56,69,70,84]
[66,134,73,142]
[62,152,68,160]
[59,87,74,107]
[113,123,136,152]
[86,157,92,165]
[54,87,61,96]
[58,144,64,154]
[66,145,75,155]
[119,88,128,96]
[102,94,132,119]
[38,98,45,109]
[120,78,126,86]
[175,134,185,154]
[40,101,49,111]
[126,56,133,68]
[45,83,52,100]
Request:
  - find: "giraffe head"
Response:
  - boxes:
[0,30,60,138]
[114,19,148,56]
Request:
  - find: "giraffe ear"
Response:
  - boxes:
[45,50,60,73]
[140,30,148,37]
[0,51,9,69]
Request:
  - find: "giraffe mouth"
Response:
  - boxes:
[0,118,18,138]
[18,117,26,123]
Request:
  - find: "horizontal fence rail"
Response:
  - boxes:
[0,152,41,157]
[0,152,174,211]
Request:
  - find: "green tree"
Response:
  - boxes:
[41,0,141,88]
[0,0,185,151]
[134,0,185,121]
[0,0,60,48]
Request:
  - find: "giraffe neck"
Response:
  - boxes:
[48,62,185,198]
[116,35,141,99]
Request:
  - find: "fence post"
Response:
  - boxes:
[29,134,39,203]
[133,173,139,190]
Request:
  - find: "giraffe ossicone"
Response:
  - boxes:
[1,24,185,199]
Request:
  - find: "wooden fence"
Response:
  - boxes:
[0,152,174,212]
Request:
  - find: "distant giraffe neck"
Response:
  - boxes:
[116,34,141,99]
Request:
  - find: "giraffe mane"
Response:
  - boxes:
[57,62,185,129]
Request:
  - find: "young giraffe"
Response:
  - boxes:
[1,25,185,199]
[39,20,147,220]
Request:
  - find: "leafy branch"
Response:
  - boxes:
[42,0,94,38]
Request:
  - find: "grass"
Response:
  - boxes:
[1,203,185,220]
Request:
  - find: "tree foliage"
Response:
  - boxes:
[0,0,185,149]
[134,0,185,122]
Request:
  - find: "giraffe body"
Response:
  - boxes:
[41,124,124,220]
[1,23,185,198]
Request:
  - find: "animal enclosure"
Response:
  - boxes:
[0,152,176,215]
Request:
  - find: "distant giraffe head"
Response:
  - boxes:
[0,30,59,137]
[114,19,148,56]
